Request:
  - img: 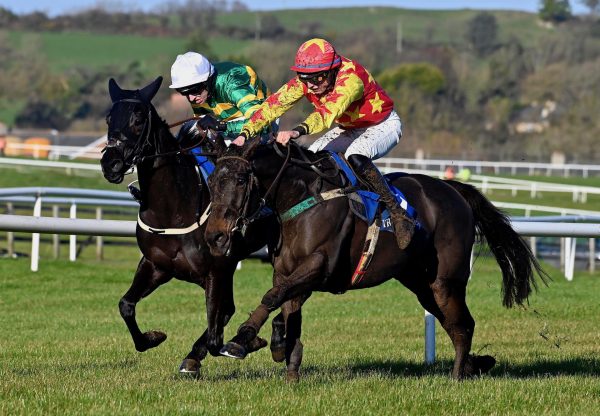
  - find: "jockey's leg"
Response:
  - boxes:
[345,111,414,249]
[349,154,415,249]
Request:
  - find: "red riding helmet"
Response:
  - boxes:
[290,38,342,73]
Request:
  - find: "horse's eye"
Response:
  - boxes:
[236,176,247,185]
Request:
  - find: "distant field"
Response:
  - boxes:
[6,7,558,76]
[216,7,547,47]
[8,31,251,74]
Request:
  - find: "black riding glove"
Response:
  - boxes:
[198,114,227,132]
[177,119,201,142]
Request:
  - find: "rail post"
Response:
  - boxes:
[6,202,14,257]
[96,207,103,260]
[424,310,436,364]
[69,203,77,261]
[31,196,42,272]
[52,205,60,259]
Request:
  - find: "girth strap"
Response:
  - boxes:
[137,203,211,235]
[279,189,347,222]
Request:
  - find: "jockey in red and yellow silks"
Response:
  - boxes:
[238,56,394,138]
[233,38,415,250]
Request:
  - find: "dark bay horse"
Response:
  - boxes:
[204,139,549,381]
[100,77,280,375]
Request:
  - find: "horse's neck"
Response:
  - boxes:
[137,127,206,225]
[257,149,338,214]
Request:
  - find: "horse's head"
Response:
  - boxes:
[101,76,162,184]
[205,138,262,256]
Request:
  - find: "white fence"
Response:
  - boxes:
[378,157,600,178]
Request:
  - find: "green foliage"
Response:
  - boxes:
[466,13,499,57]
[378,63,446,96]
[539,0,573,23]
[185,27,214,59]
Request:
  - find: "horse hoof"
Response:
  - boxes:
[247,336,268,353]
[463,354,497,377]
[135,330,167,352]
[472,355,496,374]
[220,342,247,359]
[271,346,286,363]
[178,359,201,378]
[286,371,300,383]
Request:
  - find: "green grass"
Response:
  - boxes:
[7,31,251,74]
[0,254,599,415]
[0,164,120,190]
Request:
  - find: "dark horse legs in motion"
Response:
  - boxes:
[100,77,279,375]
[204,141,548,381]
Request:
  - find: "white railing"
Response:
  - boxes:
[377,157,600,178]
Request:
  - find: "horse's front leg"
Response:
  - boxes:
[220,252,326,360]
[281,293,311,382]
[119,258,171,352]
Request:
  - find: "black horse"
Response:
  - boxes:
[100,77,280,375]
[204,140,549,381]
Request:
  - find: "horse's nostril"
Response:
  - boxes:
[215,233,226,246]
[110,159,123,172]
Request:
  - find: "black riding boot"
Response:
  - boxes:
[348,154,415,249]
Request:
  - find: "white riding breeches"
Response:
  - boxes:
[307,110,402,160]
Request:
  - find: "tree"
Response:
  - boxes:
[539,0,572,23]
[579,0,600,14]
[466,13,498,57]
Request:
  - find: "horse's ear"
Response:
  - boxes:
[213,134,227,157]
[139,76,163,103]
[108,78,122,103]
[241,137,260,159]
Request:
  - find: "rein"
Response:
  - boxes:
[216,143,292,236]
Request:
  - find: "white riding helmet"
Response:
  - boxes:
[169,52,214,89]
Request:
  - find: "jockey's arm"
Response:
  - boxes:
[294,72,364,137]
[238,78,305,140]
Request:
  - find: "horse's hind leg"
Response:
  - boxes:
[426,264,495,379]
[270,312,286,362]
[119,257,172,353]
[428,275,474,379]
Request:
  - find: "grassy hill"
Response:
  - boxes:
[218,7,547,46]
[6,7,553,74]
[7,31,251,73]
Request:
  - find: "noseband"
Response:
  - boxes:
[104,98,153,170]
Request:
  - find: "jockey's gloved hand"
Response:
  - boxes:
[177,119,201,142]
[198,114,227,132]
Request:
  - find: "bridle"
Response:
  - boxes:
[104,98,153,172]
[215,143,292,237]
[104,99,215,174]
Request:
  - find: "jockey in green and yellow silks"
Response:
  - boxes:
[169,52,275,139]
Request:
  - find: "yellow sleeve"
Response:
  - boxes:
[240,78,305,138]
[301,73,364,135]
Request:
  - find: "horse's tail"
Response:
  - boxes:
[445,180,550,307]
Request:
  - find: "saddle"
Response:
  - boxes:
[328,152,418,229]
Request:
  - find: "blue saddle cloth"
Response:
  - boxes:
[328,152,419,229]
